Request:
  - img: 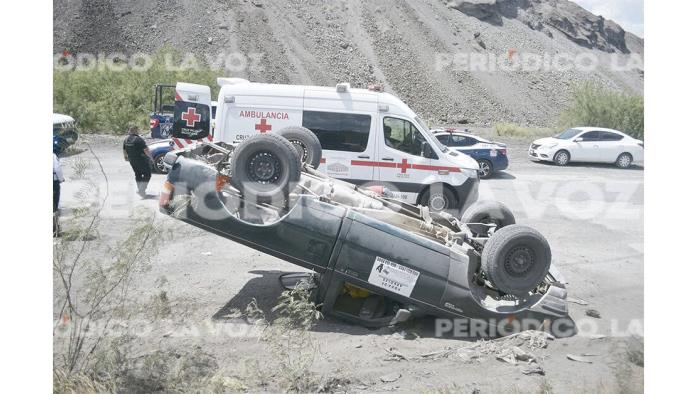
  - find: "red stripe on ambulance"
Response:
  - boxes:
[348,160,461,173]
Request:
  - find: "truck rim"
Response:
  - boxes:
[288,139,309,163]
[247,151,282,184]
[504,246,535,277]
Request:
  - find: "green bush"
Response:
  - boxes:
[560,83,644,139]
[53,48,220,133]
[493,122,550,138]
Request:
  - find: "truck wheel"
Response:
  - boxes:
[461,200,515,228]
[276,126,322,169]
[481,225,551,297]
[229,133,301,203]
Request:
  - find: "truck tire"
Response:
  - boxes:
[276,126,323,169]
[229,133,301,203]
[461,200,515,228]
[481,225,551,297]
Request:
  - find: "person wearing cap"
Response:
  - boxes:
[123,125,152,197]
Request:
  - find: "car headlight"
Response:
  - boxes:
[462,168,479,179]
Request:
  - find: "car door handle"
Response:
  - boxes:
[357,155,370,159]
[381,157,394,161]
[593,145,599,148]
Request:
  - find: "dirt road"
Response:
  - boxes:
[55,134,643,392]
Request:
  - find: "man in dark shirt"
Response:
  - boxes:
[123,125,152,197]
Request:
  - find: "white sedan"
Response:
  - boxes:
[528,127,644,168]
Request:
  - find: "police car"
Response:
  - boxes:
[432,129,508,179]
[148,139,174,174]
[169,79,480,214]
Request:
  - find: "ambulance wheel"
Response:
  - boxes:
[481,225,551,298]
[229,133,301,203]
[419,186,457,215]
[276,126,322,169]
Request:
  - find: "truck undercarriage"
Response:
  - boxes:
[159,134,574,337]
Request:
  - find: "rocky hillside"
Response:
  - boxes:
[53,0,643,127]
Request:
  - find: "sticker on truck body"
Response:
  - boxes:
[368,256,420,297]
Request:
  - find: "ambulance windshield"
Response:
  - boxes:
[415,116,447,153]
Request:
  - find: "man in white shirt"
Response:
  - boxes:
[53,152,65,237]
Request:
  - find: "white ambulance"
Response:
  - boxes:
[173,78,480,213]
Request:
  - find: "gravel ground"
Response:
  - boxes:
[54,134,644,392]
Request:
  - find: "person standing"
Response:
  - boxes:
[123,125,152,197]
[53,151,65,237]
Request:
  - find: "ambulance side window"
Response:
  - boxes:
[302,111,371,152]
[383,117,435,158]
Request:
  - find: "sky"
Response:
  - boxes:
[573,0,644,37]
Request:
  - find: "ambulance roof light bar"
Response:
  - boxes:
[336,82,350,93]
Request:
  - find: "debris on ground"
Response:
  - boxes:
[585,309,602,319]
[567,354,594,363]
[567,297,589,305]
[496,346,537,365]
[419,330,553,367]
[522,365,546,375]
[391,330,419,340]
[379,372,401,383]
[201,251,212,256]
[384,347,409,362]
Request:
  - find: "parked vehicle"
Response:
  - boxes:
[529,127,644,168]
[150,83,217,139]
[169,79,480,214]
[148,139,174,174]
[433,129,508,179]
[150,84,176,139]
[159,123,572,334]
[53,113,79,154]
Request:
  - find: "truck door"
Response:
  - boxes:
[171,83,212,148]
[377,116,437,203]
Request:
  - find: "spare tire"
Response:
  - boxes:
[229,133,301,203]
[461,200,516,233]
[481,225,551,297]
[276,126,323,169]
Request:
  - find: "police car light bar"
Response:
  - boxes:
[336,82,350,93]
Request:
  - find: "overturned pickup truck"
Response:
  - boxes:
[159,83,574,336]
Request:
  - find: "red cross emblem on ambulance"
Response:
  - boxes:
[181,107,201,127]
[397,159,411,173]
[255,118,272,133]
